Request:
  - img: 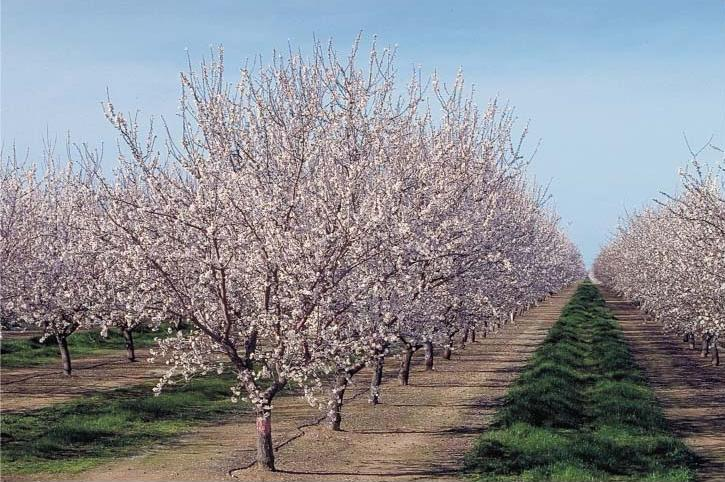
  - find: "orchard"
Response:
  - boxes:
[1,30,723,482]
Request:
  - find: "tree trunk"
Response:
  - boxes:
[122,327,136,362]
[443,344,452,360]
[57,335,72,376]
[711,336,720,367]
[701,334,712,357]
[398,345,414,386]
[255,410,275,471]
[685,332,696,350]
[471,329,476,343]
[460,328,469,349]
[327,372,349,431]
[423,341,434,370]
[369,357,384,405]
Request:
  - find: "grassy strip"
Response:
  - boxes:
[1,373,246,475]
[464,282,698,481]
[1,327,162,368]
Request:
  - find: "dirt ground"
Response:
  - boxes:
[1,349,166,411]
[600,287,725,482]
[7,286,576,482]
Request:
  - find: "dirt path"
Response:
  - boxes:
[600,287,725,482]
[1,349,166,411]
[20,285,576,482]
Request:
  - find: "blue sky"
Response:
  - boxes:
[2,0,725,265]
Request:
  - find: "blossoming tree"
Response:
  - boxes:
[1,156,103,375]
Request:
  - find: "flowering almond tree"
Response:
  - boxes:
[315,76,586,426]
[96,39,585,467]
[1,157,103,375]
[1,155,38,330]
[319,85,512,421]
[98,40,439,470]
[91,221,161,362]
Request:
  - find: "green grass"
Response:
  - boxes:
[0,373,246,475]
[464,282,698,482]
[1,327,163,368]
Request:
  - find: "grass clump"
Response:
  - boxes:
[1,327,163,368]
[464,282,698,481]
[0,373,246,475]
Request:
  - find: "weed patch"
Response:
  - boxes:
[1,373,246,475]
[1,327,165,368]
[464,282,697,481]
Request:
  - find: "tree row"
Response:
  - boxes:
[594,146,724,366]
[0,40,585,471]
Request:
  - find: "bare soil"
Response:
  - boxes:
[10,285,576,482]
[600,287,725,482]
[1,349,166,411]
